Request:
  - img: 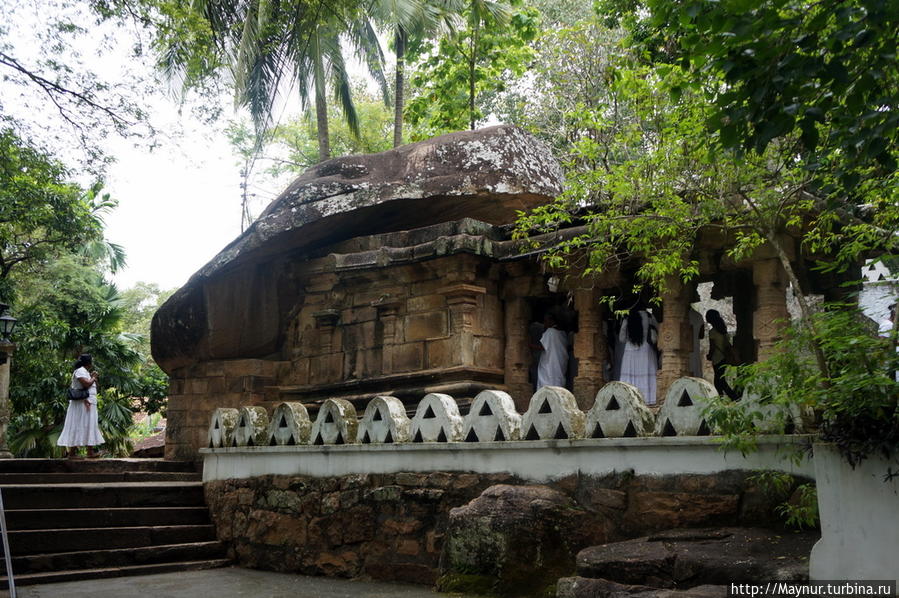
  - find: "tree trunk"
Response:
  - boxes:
[468,19,479,130]
[393,28,406,148]
[313,35,330,162]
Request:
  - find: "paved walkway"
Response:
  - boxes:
[10,567,474,598]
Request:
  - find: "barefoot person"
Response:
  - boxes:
[58,354,104,459]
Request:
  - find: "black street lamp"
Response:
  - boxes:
[0,304,15,365]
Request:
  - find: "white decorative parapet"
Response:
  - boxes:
[267,402,311,446]
[462,390,521,442]
[586,382,654,438]
[411,393,464,442]
[234,406,270,447]
[358,396,411,444]
[311,398,358,445]
[205,376,812,450]
[521,386,586,440]
[654,377,716,437]
[208,408,239,448]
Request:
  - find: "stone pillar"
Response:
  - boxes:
[753,258,790,360]
[375,301,401,375]
[572,288,606,410]
[313,310,340,353]
[503,296,532,412]
[440,284,486,367]
[0,341,14,458]
[657,278,693,403]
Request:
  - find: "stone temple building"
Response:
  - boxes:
[152,125,847,460]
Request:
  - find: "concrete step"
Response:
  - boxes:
[1,482,205,509]
[12,541,227,574]
[1,558,231,588]
[5,506,211,530]
[0,459,198,474]
[8,524,217,555]
[0,471,201,484]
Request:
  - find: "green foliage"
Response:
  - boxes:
[406,0,539,137]
[705,306,899,467]
[0,128,108,299]
[266,88,395,171]
[748,470,819,529]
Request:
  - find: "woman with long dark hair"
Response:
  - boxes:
[705,310,739,399]
[618,307,660,405]
[57,354,104,458]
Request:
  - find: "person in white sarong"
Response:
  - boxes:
[618,308,659,405]
[536,313,569,389]
[57,354,105,458]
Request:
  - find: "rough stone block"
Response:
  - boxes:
[357,395,412,444]
[234,406,270,447]
[207,407,239,449]
[473,337,504,370]
[521,386,586,440]
[425,338,456,369]
[405,311,448,341]
[311,398,358,445]
[267,402,312,446]
[585,382,655,438]
[410,393,464,442]
[462,390,521,442]
[408,294,446,313]
[391,342,424,372]
[654,377,716,437]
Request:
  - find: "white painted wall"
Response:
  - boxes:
[810,443,899,584]
[201,436,815,483]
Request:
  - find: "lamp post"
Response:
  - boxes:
[0,303,18,459]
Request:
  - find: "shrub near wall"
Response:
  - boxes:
[205,469,802,594]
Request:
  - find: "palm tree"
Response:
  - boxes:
[367,0,458,146]
[160,0,388,162]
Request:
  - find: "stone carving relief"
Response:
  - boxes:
[521,386,586,440]
[357,395,412,444]
[585,382,655,438]
[410,393,464,442]
[462,390,522,442]
[654,377,717,437]
[267,402,312,446]
[311,398,358,445]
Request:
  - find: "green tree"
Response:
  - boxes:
[406,0,539,137]
[366,0,456,146]
[9,256,143,457]
[0,128,114,301]
[157,0,389,161]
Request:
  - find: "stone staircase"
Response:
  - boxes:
[0,459,229,587]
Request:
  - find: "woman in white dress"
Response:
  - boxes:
[618,308,660,405]
[58,354,104,459]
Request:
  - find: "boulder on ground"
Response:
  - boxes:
[574,528,817,589]
[438,484,610,597]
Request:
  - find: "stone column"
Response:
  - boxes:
[503,296,532,412]
[375,301,401,375]
[572,288,606,410]
[0,341,14,458]
[657,278,693,403]
[753,258,790,360]
[440,284,486,367]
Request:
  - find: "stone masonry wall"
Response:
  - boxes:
[165,359,284,460]
[204,469,800,586]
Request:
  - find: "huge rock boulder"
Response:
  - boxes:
[152,125,562,372]
[438,484,611,597]
[558,527,817,597]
